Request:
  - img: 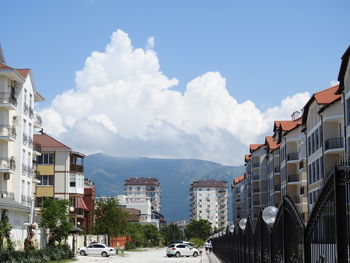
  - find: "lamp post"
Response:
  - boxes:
[262,206,278,262]
[239,218,247,230]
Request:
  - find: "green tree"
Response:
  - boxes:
[184,219,211,240]
[39,199,72,245]
[94,198,129,243]
[142,224,160,247]
[160,223,184,245]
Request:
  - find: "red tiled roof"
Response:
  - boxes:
[0,63,14,70]
[191,179,227,188]
[314,85,340,104]
[232,175,246,188]
[33,133,71,150]
[244,154,251,162]
[302,85,341,124]
[279,120,301,132]
[16,69,30,79]
[265,136,279,150]
[124,177,159,186]
[249,144,263,153]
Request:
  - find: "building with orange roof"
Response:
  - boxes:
[0,46,44,248]
[231,175,246,224]
[33,132,87,229]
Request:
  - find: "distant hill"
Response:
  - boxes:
[84,153,244,222]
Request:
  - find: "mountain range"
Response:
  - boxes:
[84,153,244,222]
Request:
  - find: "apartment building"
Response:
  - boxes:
[190,179,228,229]
[265,135,281,208]
[0,49,44,231]
[302,85,344,213]
[249,144,268,221]
[33,133,87,227]
[244,154,252,219]
[231,175,246,224]
[124,177,161,213]
[117,194,152,222]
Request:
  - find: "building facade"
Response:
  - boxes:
[231,175,246,224]
[33,133,87,228]
[0,50,44,232]
[190,179,228,229]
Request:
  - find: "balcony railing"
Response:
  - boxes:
[253,188,260,193]
[253,163,260,168]
[287,152,298,161]
[274,185,281,191]
[0,125,17,139]
[23,103,29,115]
[70,164,84,173]
[0,191,15,199]
[288,174,299,183]
[29,106,34,119]
[0,92,17,107]
[22,164,28,174]
[274,166,280,173]
[34,113,43,127]
[325,137,344,150]
[23,133,28,145]
[253,175,260,181]
[253,201,260,206]
[0,156,16,171]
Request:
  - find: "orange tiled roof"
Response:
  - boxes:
[0,63,14,70]
[265,136,279,150]
[33,133,71,150]
[232,175,245,188]
[244,154,251,162]
[314,85,340,104]
[249,144,263,153]
[16,69,30,79]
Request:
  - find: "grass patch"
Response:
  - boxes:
[48,259,75,263]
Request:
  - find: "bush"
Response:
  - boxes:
[189,237,205,248]
[0,244,73,263]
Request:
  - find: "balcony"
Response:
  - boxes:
[325,137,344,151]
[253,201,260,206]
[29,106,34,119]
[253,175,260,181]
[0,156,16,173]
[253,188,260,193]
[34,113,43,128]
[288,174,299,183]
[70,163,84,173]
[287,152,298,162]
[274,185,281,191]
[0,92,17,110]
[28,137,33,148]
[274,166,280,173]
[23,103,29,116]
[23,133,28,146]
[22,164,28,175]
[0,125,16,141]
[253,163,260,168]
[0,191,15,199]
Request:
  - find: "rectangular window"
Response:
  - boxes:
[308,137,311,157]
[347,98,350,126]
[38,175,54,186]
[315,159,319,182]
[37,153,54,165]
[316,130,319,149]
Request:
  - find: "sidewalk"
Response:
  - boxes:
[201,251,222,263]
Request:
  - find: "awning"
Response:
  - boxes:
[76,197,88,211]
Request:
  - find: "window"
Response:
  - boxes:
[347,98,350,126]
[38,175,54,186]
[37,153,54,164]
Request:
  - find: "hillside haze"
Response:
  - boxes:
[85,153,244,222]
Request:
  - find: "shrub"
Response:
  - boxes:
[189,237,205,248]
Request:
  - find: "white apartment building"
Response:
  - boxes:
[117,194,152,222]
[0,48,44,231]
[302,85,344,213]
[231,175,246,224]
[190,180,228,229]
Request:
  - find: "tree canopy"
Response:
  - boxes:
[94,198,129,237]
[160,223,184,245]
[39,199,72,245]
[184,219,211,240]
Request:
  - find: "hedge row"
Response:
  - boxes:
[0,244,74,263]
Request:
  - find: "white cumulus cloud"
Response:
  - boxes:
[40,29,310,165]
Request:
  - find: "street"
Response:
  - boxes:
[75,247,221,263]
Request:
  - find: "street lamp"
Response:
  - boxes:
[229,224,235,233]
[239,218,247,230]
[262,206,278,227]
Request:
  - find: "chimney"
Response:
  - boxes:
[291,110,301,121]
[0,44,6,65]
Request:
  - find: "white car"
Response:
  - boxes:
[166,243,199,257]
[78,243,116,257]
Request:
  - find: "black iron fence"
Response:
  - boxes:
[210,165,350,262]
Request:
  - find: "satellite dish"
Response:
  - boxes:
[69,207,74,212]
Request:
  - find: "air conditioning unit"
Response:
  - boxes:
[4,173,10,180]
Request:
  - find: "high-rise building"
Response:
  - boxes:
[190,179,228,229]
[0,48,44,232]
[231,175,246,224]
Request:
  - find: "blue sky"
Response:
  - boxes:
[1,1,349,164]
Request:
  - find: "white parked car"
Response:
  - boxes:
[166,243,199,257]
[78,243,116,257]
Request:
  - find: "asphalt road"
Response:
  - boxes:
[75,247,206,263]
